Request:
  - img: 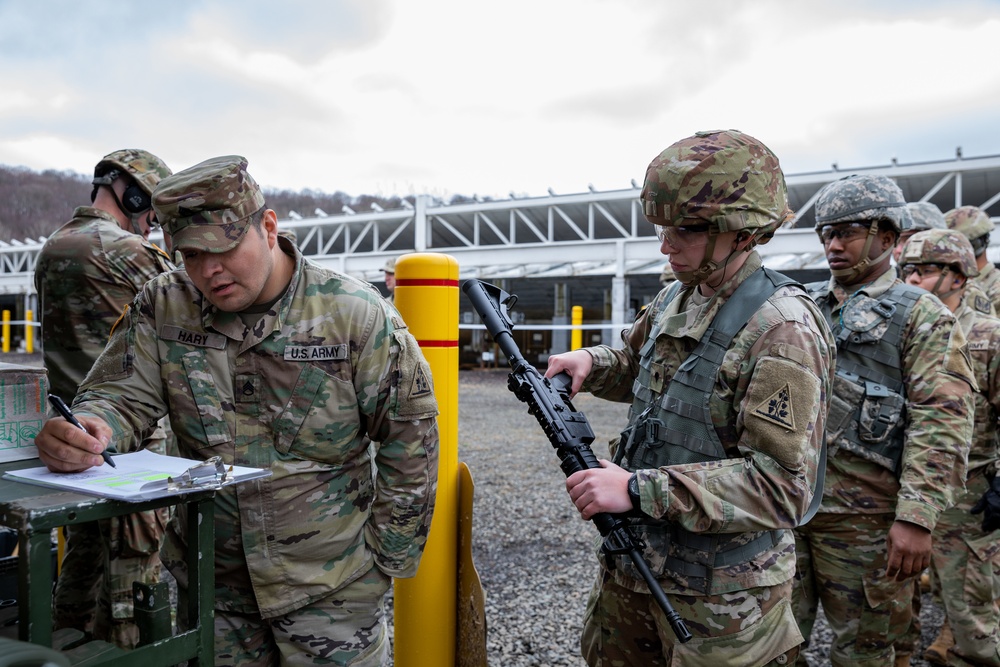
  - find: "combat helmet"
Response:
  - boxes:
[905,202,947,233]
[641,129,791,285]
[900,229,979,278]
[814,174,912,282]
[93,149,172,199]
[900,228,978,300]
[91,149,172,236]
[814,174,912,233]
[945,205,993,255]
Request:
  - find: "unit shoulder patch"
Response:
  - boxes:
[410,365,433,398]
[752,383,796,431]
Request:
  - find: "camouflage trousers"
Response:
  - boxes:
[178,565,391,666]
[926,472,1000,666]
[793,513,912,667]
[892,574,927,658]
[52,518,164,649]
[580,569,801,666]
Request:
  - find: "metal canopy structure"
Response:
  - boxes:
[3,150,999,300]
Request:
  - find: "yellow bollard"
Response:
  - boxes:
[393,253,460,667]
[571,305,583,351]
[25,309,33,354]
[2,310,9,353]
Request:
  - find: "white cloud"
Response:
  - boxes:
[0,135,100,174]
[0,0,999,200]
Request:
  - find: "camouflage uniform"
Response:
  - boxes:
[973,261,1000,313]
[383,257,396,303]
[73,156,439,666]
[947,205,1000,313]
[793,176,976,666]
[576,131,835,666]
[896,202,946,277]
[894,203,992,661]
[34,149,174,649]
[900,230,1000,666]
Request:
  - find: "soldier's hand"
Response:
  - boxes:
[545,350,593,398]
[35,416,114,473]
[970,475,1000,533]
[566,460,632,520]
[885,520,932,582]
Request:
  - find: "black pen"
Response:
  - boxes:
[47,394,116,468]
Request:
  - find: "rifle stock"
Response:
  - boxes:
[463,278,691,643]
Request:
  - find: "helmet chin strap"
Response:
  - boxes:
[930,270,963,302]
[673,233,719,286]
[673,230,759,287]
[830,223,891,282]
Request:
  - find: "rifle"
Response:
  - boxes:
[463,279,692,643]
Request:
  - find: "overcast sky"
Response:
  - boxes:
[2,0,999,201]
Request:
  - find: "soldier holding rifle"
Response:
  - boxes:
[547,130,835,666]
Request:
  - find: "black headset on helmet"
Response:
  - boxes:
[91,168,151,214]
[91,167,158,237]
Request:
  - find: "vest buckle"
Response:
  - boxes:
[872,301,896,319]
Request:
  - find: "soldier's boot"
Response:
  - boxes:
[894,653,911,667]
[922,620,954,666]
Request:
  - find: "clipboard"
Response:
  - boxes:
[3,450,271,502]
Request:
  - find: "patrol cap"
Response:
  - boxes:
[945,205,993,242]
[905,202,947,233]
[152,155,266,253]
[901,228,979,278]
[814,174,912,234]
[383,257,396,274]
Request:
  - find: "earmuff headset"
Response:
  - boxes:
[92,168,149,213]
[91,168,154,236]
[120,181,151,214]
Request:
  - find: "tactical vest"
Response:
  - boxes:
[804,280,922,474]
[614,267,798,593]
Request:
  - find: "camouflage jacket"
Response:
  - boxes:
[955,299,1000,478]
[973,261,1000,315]
[75,239,440,617]
[582,253,835,595]
[810,267,975,530]
[33,206,173,399]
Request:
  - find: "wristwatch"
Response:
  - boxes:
[627,473,642,512]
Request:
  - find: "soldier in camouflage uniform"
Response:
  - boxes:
[34,155,440,666]
[546,130,835,666]
[33,148,175,649]
[383,257,396,302]
[947,205,1000,313]
[898,229,1000,666]
[893,201,947,265]
[792,174,976,667]
[892,201,992,661]
[658,264,676,288]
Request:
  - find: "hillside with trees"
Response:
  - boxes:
[0,163,470,243]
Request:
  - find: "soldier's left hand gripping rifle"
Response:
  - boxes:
[463,279,692,643]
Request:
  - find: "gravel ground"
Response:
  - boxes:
[9,349,944,665]
[390,368,947,666]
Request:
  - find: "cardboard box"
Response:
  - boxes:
[0,363,47,463]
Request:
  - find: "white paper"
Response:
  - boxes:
[3,449,270,501]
